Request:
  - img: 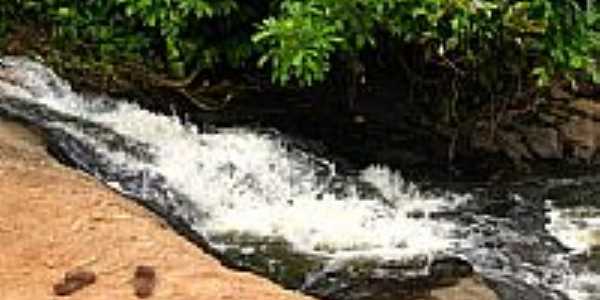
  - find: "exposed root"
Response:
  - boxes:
[114,63,238,111]
[176,87,233,111]
[149,66,202,89]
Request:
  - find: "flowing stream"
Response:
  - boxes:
[1,56,600,300]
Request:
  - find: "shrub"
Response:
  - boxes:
[253,0,599,87]
[1,0,598,97]
[3,0,267,77]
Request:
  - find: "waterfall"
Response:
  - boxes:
[2,56,599,300]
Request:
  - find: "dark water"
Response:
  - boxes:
[2,56,600,300]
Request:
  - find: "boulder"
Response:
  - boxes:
[522,126,563,159]
[559,116,599,163]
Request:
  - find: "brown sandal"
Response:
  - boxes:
[133,265,156,298]
[53,269,97,296]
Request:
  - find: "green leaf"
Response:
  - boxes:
[57,7,72,18]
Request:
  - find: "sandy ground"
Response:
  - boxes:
[0,118,498,300]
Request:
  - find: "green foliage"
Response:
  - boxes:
[2,0,263,77]
[1,0,598,96]
[0,2,22,47]
[253,0,600,87]
[112,0,241,75]
[3,1,151,64]
[253,2,343,85]
[534,1,600,85]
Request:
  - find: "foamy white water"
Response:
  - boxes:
[92,107,466,255]
[546,203,600,253]
[0,56,465,258]
[546,202,600,300]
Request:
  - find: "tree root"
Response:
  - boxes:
[113,63,239,111]
[149,66,202,89]
[175,88,233,111]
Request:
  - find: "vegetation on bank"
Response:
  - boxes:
[1,1,599,115]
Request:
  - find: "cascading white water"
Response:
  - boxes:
[0,56,465,258]
[2,56,599,300]
[546,203,600,300]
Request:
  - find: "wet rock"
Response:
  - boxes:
[550,85,574,100]
[572,82,600,98]
[569,99,600,119]
[470,123,498,152]
[300,254,489,300]
[559,117,598,163]
[545,182,600,208]
[431,276,499,300]
[522,127,562,159]
[480,197,518,218]
[133,265,156,298]
[53,269,96,296]
[497,130,532,163]
[429,257,473,287]
[406,209,425,219]
[469,98,600,170]
[470,123,533,172]
[483,277,556,300]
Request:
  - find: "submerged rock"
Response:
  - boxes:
[469,98,600,172]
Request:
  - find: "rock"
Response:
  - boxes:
[569,99,600,118]
[53,269,97,296]
[429,257,474,287]
[522,127,563,159]
[538,112,558,124]
[572,82,600,98]
[469,125,533,172]
[470,122,498,152]
[470,98,600,168]
[406,209,425,219]
[550,84,574,100]
[559,117,599,163]
[497,130,532,163]
[431,276,499,300]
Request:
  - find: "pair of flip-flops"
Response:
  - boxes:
[53,266,156,298]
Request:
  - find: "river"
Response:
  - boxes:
[1,56,599,300]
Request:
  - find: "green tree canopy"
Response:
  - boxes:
[1,0,598,88]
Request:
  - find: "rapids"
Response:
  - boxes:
[1,56,599,300]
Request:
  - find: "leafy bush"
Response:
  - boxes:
[3,0,267,77]
[1,0,598,96]
[254,0,599,87]
[0,2,21,47]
